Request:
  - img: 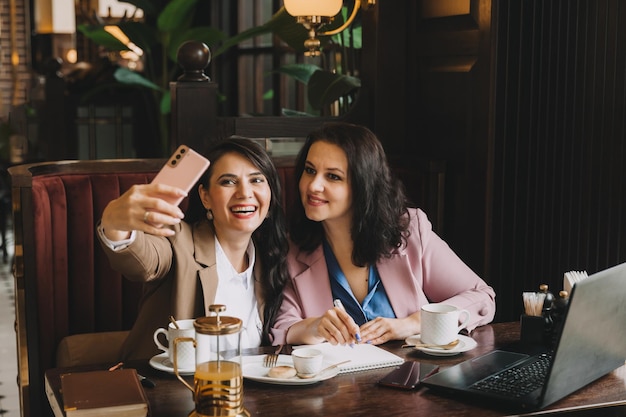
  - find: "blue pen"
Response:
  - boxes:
[333,299,362,344]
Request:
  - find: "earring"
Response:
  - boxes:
[206,209,214,220]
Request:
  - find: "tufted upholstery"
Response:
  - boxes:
[10,159,166,417]
[32,171,155,357]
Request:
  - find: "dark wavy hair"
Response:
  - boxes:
[289,122,411,266]
[185,138,289,345]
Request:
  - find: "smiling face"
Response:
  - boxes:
[199,152,271,240]
[299,140,353,227]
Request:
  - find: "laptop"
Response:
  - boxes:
[421,261,626,412]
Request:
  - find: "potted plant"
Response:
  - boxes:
[78,0,362,154]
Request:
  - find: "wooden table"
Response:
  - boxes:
[45,322,626,417]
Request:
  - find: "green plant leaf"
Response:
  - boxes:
[160,91,171,114]
[157,0,198,32]
[335,24,362,49]
[263,7,309,53]
[117,21,160,54]
[307,70,360,110]
[273,63,321,85]
[77,24,129,51]
[114,67,162,91]
[213,23,274,58]
[333,4,362,48]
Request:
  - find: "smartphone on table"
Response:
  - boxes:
[151,145,210,206]
[377,361,439,390]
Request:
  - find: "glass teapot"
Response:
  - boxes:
[174,304,250,417]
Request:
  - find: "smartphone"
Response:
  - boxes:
[377,361,439,390]
[151,145,210,206]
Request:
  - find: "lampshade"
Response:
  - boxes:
[284,0,374,56]
[99,0,144,18]
[34,0,75,34]
[283,0,342,17]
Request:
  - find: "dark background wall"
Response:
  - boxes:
[490,0,626,321]
[368,0,626,322]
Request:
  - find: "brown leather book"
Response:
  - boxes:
[60,369,148,416]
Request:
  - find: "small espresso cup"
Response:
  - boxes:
[153,318,195,370]
[292,348,323,377]
[421,303,470,345]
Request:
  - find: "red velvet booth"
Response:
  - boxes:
[10,159,164,417]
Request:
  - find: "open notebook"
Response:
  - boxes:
[293,342,404,373]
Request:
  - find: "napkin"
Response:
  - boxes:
[563,270,588,294]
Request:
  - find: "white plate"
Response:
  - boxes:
[404,334,477,356]
[242,354,339,385]
[149,352,195,375]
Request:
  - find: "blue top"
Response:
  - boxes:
[323,240,396,326]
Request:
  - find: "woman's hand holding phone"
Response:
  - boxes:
[143,145,210,230]
[101,145,210,239]
[150,145,210,206]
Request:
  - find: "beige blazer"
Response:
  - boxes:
[99,220,265,361]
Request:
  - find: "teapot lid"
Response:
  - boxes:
[194,304,242,335]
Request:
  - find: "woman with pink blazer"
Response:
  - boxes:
[272,122,495,346]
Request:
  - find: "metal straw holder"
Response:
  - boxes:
[520,314,546,345]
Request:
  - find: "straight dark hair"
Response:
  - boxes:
[185,138,289,345]
[289,122,411,266]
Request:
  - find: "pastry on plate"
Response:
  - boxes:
[267,366,297,379]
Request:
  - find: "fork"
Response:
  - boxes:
[263,344,283,368]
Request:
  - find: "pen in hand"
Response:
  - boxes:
[333,299,362,345]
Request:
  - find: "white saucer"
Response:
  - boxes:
[242,354,339,385]
[404,334,477,357]
[149,352,195,375]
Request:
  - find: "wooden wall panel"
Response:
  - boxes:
[491,0,626,321]
[408,0,494,280]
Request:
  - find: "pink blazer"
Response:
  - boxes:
[271,208,496,345]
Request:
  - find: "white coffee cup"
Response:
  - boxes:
[292,348,323,376]
[420,303,470,345]
[153,318,196,370]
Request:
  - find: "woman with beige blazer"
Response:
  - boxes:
[98,139,289,360]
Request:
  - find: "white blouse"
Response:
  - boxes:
[98,224,263,348]
[213,237,262,349]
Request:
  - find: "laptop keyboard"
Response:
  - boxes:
[470,352,552,398]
